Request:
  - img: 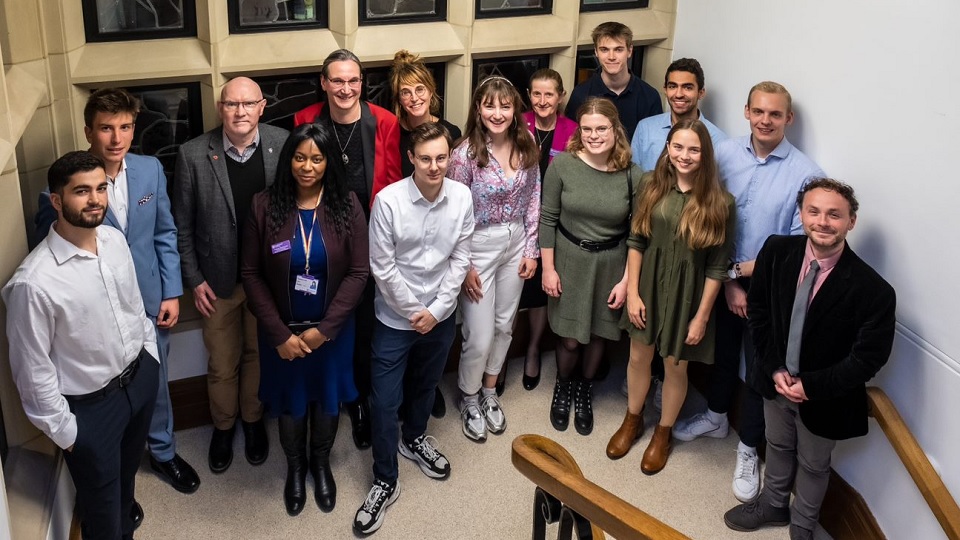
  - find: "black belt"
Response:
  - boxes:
[65,350,143,402]
[557,223,626,252]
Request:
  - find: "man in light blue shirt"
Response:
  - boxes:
[673,81,824,505]
[630,58,727,172]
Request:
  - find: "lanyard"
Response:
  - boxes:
[297,190,323,275]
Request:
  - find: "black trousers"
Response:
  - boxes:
[63,350,159,540]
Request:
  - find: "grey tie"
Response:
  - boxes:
[785,260,820,376]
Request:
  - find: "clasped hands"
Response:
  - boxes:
[773,369,809,403]
[276,327,328,360]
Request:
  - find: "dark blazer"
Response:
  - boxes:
[240,191,369,348]
[35,153,182,318]
[172,124,289,299]
[747,235,896,441]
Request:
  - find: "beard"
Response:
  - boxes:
[61,204,106,229]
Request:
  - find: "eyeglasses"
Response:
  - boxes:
[326,77,363,89]
[580,125,612,137]
[219,99,265,111]
[399,85,428,102]
[415,155,448,167]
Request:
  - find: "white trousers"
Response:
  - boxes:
[457,220,526,395]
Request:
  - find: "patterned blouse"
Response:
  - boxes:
[448,139,540,259]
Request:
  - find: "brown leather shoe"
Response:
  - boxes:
[641,424,673,475]
[606,409,644,460]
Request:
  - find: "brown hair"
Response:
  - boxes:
[321,49,363,78]
[460,76,538,170]
[565,97,632,171]
[591,21,633,47]
[389,50,441,121]
[408,121,452,154]
[797,178,859,216]
[631,120,729,250]
[747,81,792,113]
[84,88,140,127]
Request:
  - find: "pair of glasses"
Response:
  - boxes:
[326,77,363,89]
[220,99,265,111]
[414,155,448,167]
[581,125,612,137]
[399,85,429,101]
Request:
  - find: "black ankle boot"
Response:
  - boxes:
[277,415,307,516]
[573,380,594,435]
[310,407,339,512]
[550,379,573,431]
[346,399,371,449]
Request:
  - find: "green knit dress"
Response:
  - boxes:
[539,152,641,344]
[620,172,736,364]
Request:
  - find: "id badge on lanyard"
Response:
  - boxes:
[295,191,322,296]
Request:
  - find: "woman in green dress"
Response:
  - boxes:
[605,119,734,475]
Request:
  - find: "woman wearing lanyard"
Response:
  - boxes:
[540,97,641,436]
[241,123,368,516]
[448,76,540,442]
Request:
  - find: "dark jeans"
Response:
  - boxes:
[704,281,765,448]
[64,350,159,540]
[370,316,455,485]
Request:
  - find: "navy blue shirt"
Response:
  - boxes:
[565,72,663,140]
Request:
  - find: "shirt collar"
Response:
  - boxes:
[107,158,128,182]
[746,136,794,161]
[802,239,844,274]
[222,129,261,154]
[591,72,639,96]
[406,176,447,206]
[46,224,101,265]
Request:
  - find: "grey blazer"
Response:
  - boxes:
[172,123,289,299]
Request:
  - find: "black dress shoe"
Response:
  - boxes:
[150,454,201,494]
[573,380,594,436]
[431,387,446,418]
[130,500,143,530]
[208,426,235,474]
[242,419,269,465]
[550,380,573,431]
[522,351,542,391]
[346,400,371,449]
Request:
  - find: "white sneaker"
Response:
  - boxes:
[732,447,761,502]
[480,394,506,434]
[672,410,729,442]
[458,398,486,442]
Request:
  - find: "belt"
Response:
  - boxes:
[557,223,626,252]
[65,350,143,402]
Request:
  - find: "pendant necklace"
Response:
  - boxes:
[333,120,359,165]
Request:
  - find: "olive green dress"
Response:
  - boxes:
[621,172,736,363]
[539,152,641,344]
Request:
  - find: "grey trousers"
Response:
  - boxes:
[761,395,836,531]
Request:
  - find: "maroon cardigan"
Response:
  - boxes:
[241,190,369,348]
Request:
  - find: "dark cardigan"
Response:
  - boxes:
[241,190,369,348]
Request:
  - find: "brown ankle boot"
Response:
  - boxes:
[606,409,644,460]
[641,424,673,475]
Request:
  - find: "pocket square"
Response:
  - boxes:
[138,193,154,206]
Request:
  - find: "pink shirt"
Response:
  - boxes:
[797,240,844,305]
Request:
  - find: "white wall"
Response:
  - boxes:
[673,1,960,538]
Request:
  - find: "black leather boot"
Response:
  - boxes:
[345,398,371,449]
[310,405,339,512]
[550,379,573,431]
[573,380,594,435]
[277,415,307,516]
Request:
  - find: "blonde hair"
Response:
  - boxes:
[565,97,632,171]
[747,81,792,113]
[389,50,441,121]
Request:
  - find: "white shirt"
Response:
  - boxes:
[1,225,158,449]
[106,158,129,231]
[369,177,475,330]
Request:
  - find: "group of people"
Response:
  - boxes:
[1,19,896,540]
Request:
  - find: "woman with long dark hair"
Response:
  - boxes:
[241,123,368,516]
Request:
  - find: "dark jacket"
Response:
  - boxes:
[240,190,369,348]
[747,234,896,441]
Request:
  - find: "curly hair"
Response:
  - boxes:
[460,76,538,170]
[797,178,859,216]
[268,123,353,238]
[565,97,632,171]
[389,49,441,122]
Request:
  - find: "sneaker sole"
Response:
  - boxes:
[461,422,487,442]
[672,425,729,442]
[355,484,400,535]
[485,418,506,435]
[733,489,761,504]
[398,443,451,480]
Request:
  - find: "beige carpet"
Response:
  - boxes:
[133,354,803,540]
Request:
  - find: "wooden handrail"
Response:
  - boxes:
[511,434,690,540]
[867,386,960,539]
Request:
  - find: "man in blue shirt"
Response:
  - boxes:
[630,58,727,172]
[566,21,662,140]
[673,81,824,504]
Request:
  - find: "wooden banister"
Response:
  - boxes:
[867,386,960,540]
[511,434,690,540]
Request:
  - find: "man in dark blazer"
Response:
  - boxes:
[172,76,289,474]
[724,178,896,540]
[36,88,201,498]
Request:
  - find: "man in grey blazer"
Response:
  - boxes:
[173,77,289,473]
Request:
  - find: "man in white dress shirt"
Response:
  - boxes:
[2,151,160,540]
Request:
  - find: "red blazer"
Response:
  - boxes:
[294,101,402,208]
[241,191,369,348]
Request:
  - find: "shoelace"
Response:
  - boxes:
[414,435,441,461]
[553,382,570,405]
[575,383,592,412]
[735,451,757,478]
[362,484,387,512]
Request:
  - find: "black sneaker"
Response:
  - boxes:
[399,435,451,479]
[723,499,790,531]
[354,480,399,535]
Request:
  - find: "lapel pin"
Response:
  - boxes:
[268,148,273,153]
[213,155,219,160]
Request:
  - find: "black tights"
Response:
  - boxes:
[555,336,607,381]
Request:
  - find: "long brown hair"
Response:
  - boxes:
[388,49,440,121]
[565,97,632,171]
[460,76,538,170]
[632,119,728,249]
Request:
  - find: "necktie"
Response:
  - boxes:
[785,259,820,376]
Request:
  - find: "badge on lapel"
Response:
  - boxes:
[138,193,154,206]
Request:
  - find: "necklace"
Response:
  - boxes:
[333,120,359,164]
[534,127,552,149]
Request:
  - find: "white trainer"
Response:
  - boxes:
[480,393,506,434]
[458,398,487,442]
[733,447,761,502]
[672,410,729,442]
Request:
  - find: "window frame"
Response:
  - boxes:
[475,0,553,20]
[358,0,447,26]
[81,0,197,43]
[579,0,649,13]
[227,0,329,34]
